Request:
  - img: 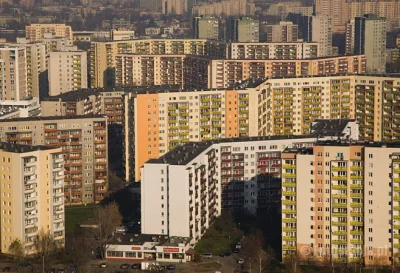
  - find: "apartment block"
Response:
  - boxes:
[25,24,73,42]
[0,116,108,205]
[115,54,210,89]
[0,143,64,255]
[347,15,387,74]
[208,55,366,89]
[229,42,319,59]
[192,0,255,17]
[141,132,358,242]
[229,17,259,43]
[123,84,260,182]
[162,0,187,15]
[264,21,298,43]
[48,48,88,96]
[281,141,400,265]
[0,46,28,101]
[256,75,400,142]
[193,16,224,40]
[89,39,228,88]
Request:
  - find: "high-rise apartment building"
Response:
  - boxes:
[26,24,73,42]
[264,22,298,43]
[281,141,400,265]
[162,0,187,15]
[315,0,347,33]
[192,0,255,17]
[89,39,228,88]
[123,85,260,182]
[0,143,64,255]
[0,116,108,205]
[346,14,386,74]
[193,16,224,40]
[48,47,88,96]
[229,17,259,43]
[141,130,358,241]
[0,46,28,101]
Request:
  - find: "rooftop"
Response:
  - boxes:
[311,119,356,137]
[0,142,59,153]
[108,233,191,247]
[0,114,105,123]
[147,134,322,165]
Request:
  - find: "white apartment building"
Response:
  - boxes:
[48,47,88,96]
[0,143,64,255]
[141,130,358,242]
[25,24,73,42]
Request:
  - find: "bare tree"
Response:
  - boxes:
[284,251,302,273]
[241,231,274,273]
[34,229,58,271]
[83,202,123,260]
[66,233,92,273]
[8,239,24,261]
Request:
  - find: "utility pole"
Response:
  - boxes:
[42,255,44,273]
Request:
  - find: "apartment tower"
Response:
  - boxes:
[0,143,65,255]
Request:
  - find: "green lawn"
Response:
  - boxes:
[65,204,98,235]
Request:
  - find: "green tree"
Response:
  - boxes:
[8,238,24,260]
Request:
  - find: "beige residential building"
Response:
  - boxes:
[48,47,88,96]
[193,16,223,40]
[0,143,64,255]
[282,142,400,266]
[162,0,187,15]
[25,24,73,42]
[264,21,298,43]
[192,0,255,17]
[89,39,228,88]
[0,46,28,101]
[0,116,108,205]
[230,17,259,43]
[315,0,347,33]
[311,16,333,57]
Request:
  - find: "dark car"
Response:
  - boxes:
[166,264,175,270]
[120,264,129,269]
[19,262,32,268]
[2,267,11,272]
[232,248,239,253]
[131,264,141,269]
[46,269,56,273]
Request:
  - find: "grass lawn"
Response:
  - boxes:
[65,204,98,235]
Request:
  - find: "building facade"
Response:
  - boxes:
[48,48,88,96]
[25,24,73,42]
[0,46,27,101]
[0,116,108,205]
[229,17,259,43]
[192,0,255,17]
[282,142,400,266]
[192,16,224,40]
[264,21,298,43]
[0,143,64,255]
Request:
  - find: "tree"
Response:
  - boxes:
[34,229,58,271]
[66,233,92,273]
[241,230,273,273]
[284,251,302,273]
[83,202,123,260]
[8,239,24,261]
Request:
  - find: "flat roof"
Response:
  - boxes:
[0,114,105,123]
[311,119,355,137]
[109,233,191,247]
[147,135,321,166]
[0,142,59,153]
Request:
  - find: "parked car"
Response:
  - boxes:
[19,262,32,268]
[57,269,65,273]
[131,264,141,269]
[120,264,129,269]
[237,258,245,264]
[99,263,107,268]
[232,248,239,253]
[219,251,231,257]
[166,264,175,270]
[2,267,11,272]
[201,253,213,259]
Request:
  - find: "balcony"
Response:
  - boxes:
[332,221,347,226]
[282,209,296,214]
[282,227,296,232]
[332,167,347,171]
[282,236,296,241]
[332,185,347,190]
[332,240,347,245]
[350,175,363,180]
[282,200,296,205]
[332,203,347,208]
[282,245,296,250]
[350,184,363,189]
[350,221,363,226]
[282,191,296,196]
[282,173,296,178]
[350,239,364,244]
[282,218,296,223]
[332,176,347,181]
[350,230,363,235]
[332,194,347,199]
[332,231,347,235]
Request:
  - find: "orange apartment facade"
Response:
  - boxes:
[0,116,108,205]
